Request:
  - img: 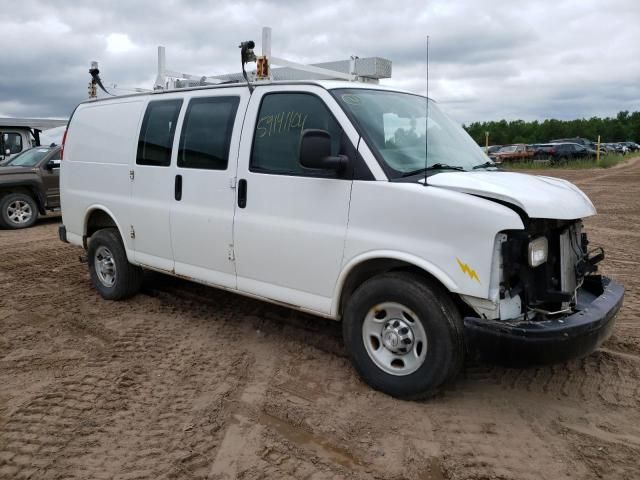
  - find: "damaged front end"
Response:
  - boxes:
[463,219,624,365]
[501,219,604,316]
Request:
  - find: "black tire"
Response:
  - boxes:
[0,192,38,229]
[342,272,464,399]
[87,228,143,300]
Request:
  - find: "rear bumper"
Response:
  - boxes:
[464,276,624,365]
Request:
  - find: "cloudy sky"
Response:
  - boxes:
[1,0,638,124]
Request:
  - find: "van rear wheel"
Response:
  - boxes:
[342,272,464,399]
[88,228,142,300]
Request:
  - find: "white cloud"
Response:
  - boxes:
[105,33,137,55]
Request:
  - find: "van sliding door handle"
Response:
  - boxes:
[238,179,247,208]
[175,175,182,201]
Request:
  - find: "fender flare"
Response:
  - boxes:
[83,204,133,261]
[331,250,460,318]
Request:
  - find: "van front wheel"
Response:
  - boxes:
[88,228,142,300]
[342,272,464,399]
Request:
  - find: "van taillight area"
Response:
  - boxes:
[61,129,67,159]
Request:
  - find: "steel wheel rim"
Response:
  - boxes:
[7,200,33,224]
[94,246,117,288]
[362,302,428,376]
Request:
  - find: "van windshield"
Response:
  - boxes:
[333,89,490,178]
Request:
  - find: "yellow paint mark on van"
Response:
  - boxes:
[456,258,480,283]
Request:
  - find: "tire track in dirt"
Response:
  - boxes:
[45,329,251,479]
[0,313,186,479]
[431,404,583,479]
[464,351,640,409]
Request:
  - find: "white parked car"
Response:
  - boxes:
[59,81,624,398]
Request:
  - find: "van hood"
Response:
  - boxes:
[426,171,596,219]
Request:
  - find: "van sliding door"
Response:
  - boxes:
[169,92,249,289]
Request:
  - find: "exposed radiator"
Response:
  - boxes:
[559,223,582,307]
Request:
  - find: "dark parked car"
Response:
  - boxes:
[609,143,630,154]
[554,143,597,162]
[534,143,596,163]
[0,145,61,229]
[621,141,639,152]
[549,137,596,149]
[530,143,557,159]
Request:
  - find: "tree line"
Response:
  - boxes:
[463,111,640,146]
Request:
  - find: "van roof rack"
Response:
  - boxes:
[153,26,392,91]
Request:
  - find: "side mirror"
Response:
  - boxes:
[46,160,61,170]
[299,129,348,172]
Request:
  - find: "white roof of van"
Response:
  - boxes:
[314,80,415,94]
[79,80,422,106]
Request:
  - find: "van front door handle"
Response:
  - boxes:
[238,179,247,208]
[175,174,182,201]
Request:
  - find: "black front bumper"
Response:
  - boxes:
[464,276,624,365]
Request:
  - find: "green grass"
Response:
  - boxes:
[506,153,632,170]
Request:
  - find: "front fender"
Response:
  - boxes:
[341,181,525,307]
[331,250,460,317]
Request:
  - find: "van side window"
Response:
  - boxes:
[136,99,183,167]
[178,97,239,170]
[251,93,342,175]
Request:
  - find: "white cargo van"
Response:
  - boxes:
[59,80,624,398]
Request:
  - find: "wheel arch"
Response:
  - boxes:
[332,251,461,319]
[83,205,130,256]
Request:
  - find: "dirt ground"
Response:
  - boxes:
[1,159,639,480]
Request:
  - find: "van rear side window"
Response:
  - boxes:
[136,99,183,167]
[178,96,239,170]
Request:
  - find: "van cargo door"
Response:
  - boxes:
[131,98,183,271]
[169,92,248,289]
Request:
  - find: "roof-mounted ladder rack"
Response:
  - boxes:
[153,26,392,91]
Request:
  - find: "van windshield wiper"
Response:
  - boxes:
[401,163,466,177]
[472,161,498,170]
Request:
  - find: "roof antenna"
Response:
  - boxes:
[423,36,430,187]
[239,40,256,93]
